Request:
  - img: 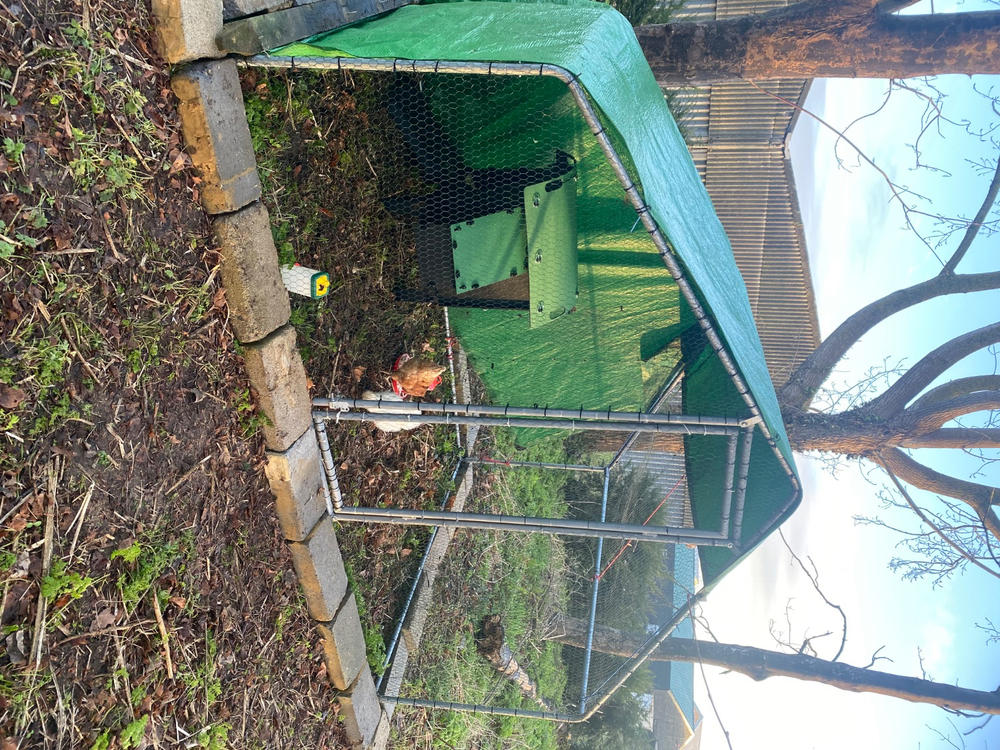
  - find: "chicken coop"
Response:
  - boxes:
[248,0,802,726]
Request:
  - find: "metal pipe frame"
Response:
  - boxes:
[465,456,606,473]
[248,51,801,721]
[313,416,342,513]
[330,505,733,546]
[314,409,738,437]
[731,427,754,546]
[718,433,738,536]
[314,396,749,429]
[579,467,610,713]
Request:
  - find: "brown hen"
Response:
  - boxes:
[391,358,446,398]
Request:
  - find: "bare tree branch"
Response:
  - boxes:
[862,645,892,669]
[746,79,944,259]
[876,448,1000,539]
[778,529,848,661]
[779,277,1000,410]
[637,9,1000,83]
[910,376,1000,412]
[881,464,1000,582]
[942,155,1000,274]
[547,616,1000,714]
[867,322,1000,420]
[690,611,735,750]
[908,392,1000,432]
[898,428,1000,450]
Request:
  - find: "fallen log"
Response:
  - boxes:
[476,615,553,711]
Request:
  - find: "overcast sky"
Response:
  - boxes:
[693,57,1000,750]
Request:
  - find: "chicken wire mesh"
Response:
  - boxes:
[245,56,796,725]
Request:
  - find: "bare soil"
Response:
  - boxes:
[0,4,353,747]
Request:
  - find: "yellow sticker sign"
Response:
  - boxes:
[312,273,331,298]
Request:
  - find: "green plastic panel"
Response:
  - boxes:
[451,209,527,293]
[525,169,577,328]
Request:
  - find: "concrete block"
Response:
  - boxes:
[223,0,291,21]
[288,518,348,622]
[454,350,472,402]
[171,60,262,215]
[382,638,407,719]
[339,669,383,748]
[423,529,451,578]
[152,0,224,64]
[265,428,327,541]
[213,201,290,343]
[451,465,474,514]
[243,325,311,452]
[316,595,367,690]
[368,711,391,750]
[400,573,431,654]
[454,351,479,449]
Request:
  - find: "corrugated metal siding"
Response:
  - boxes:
[701,80,819,387]
[661,0,820,386]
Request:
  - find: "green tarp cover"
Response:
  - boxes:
[271,1,800,581]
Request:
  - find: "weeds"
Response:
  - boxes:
[344,559,388,675]
[2,7,349,747]
[40,557,94,603]
[180,629,223,708]
[111,531,186,612]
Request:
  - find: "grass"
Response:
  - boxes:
[393,430,573,750]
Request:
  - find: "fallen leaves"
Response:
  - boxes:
[0,383,25,409]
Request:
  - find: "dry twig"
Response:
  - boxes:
[152,592,175,680]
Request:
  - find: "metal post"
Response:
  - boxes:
[379,695,580,723]
[580,467,610,713]
[718,433,738,536]
[330,505,732,546]
[313,409,738,437]
[731,427,755,545]
[466,456,605,473]
[313,416,342,513]
[314,397,748,429]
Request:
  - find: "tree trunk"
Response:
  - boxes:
[635,2,1000,85]
[547,615,1000,714]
